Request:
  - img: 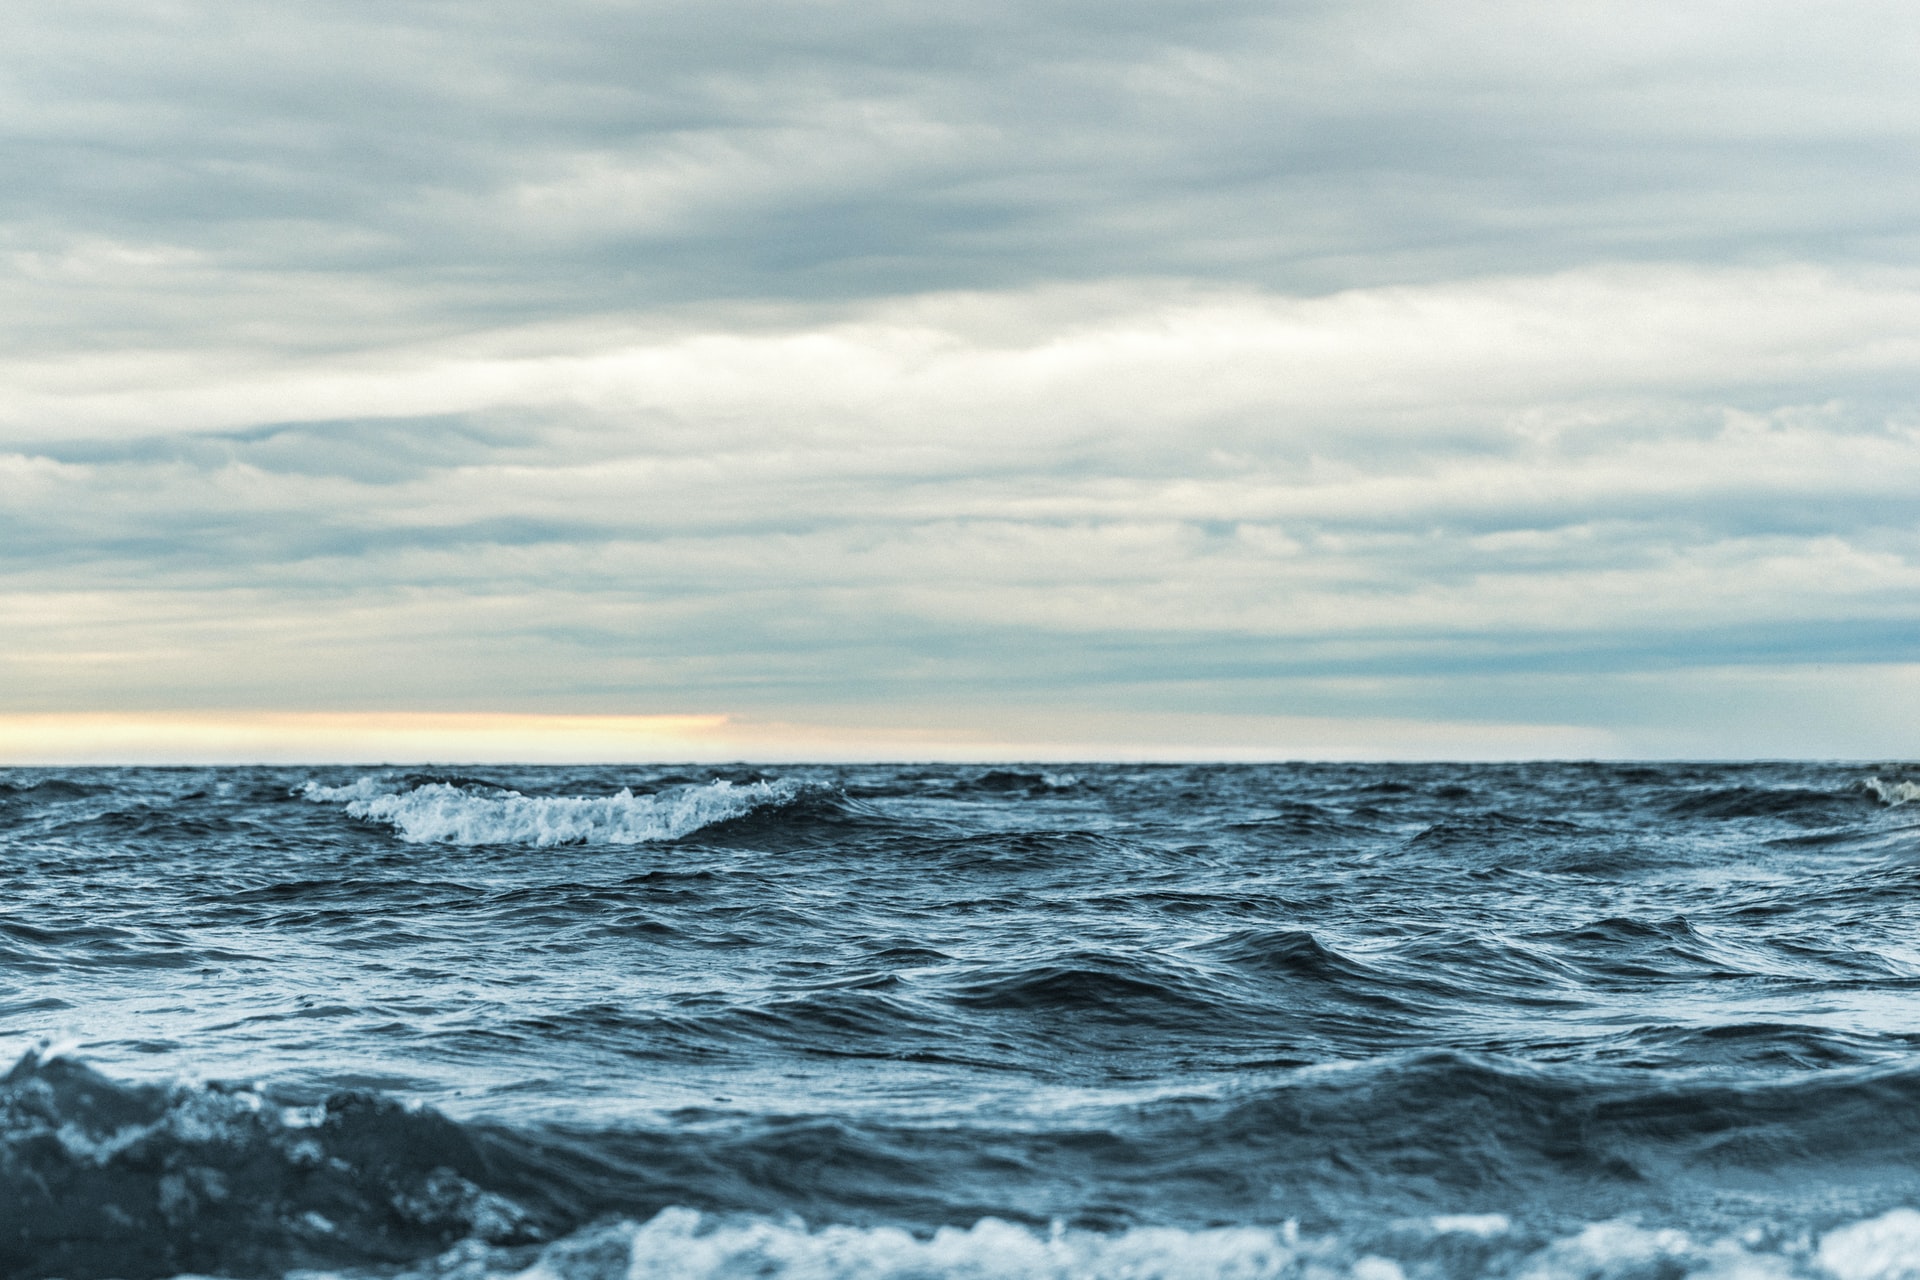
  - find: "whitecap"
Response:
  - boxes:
[514,1209,1306,1280]
[1818,1208,1920,1280]
[302,777,809,846]
[334,1207,1920,1280]
[1863,777,1920,807]
[1428,1213,1510,1238]
[300,776,397,803]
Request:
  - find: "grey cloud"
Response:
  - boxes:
[9,0,1920,335]
[35,414,527,479]
[6,2,1920,749]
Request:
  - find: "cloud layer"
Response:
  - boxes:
[4,1,1918,756]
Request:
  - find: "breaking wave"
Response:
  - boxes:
[0,1046,547,1279]
[397,1207,1920,1280]
[300,776,816,846]
[1863,776,1920,807]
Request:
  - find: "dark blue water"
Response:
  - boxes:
[7,762,1920,1279]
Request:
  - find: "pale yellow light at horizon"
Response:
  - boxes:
[0,712,731,765]
[0,708,1627,764]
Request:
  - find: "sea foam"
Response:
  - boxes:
[436,1209,1317,1280]
[320,1206,1920,1280]
[1864,777,1920,807]
[302,777,807,845]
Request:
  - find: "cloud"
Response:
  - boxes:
[9,0,1920,318]
[2,2,1918,754]
[4,268,1918,736]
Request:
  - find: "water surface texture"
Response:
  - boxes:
[6,762,1920,1279]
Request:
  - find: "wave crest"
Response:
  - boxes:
[619,1210,1302,1280]
[1864,776,1920,807]
[0,1046,545,1278]
[373,1205,1920,1280]
[301,777,816,846]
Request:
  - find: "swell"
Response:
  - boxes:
[21,1047,1920,1278]
[0,777,107,801]
[0,1048,552,1279]
[1665,784,1873,822]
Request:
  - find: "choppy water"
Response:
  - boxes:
[8,762,1920,1279]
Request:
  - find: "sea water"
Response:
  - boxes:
[6,761,1920,1279]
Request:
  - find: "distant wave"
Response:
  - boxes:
[1864,776,1920,807]
[1665,785,1863,821]
[956,770,1081,794]
[301,776,814,845]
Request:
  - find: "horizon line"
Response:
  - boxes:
[0,710,1908,767]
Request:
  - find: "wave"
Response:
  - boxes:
[22,1047,1920,1278]
[1406,811,1589,848]
[166,1203,1920,1280]
[1864,776,1920,807]
[947,949,1228,1023]
[1221,801,1379,844]
[1193,927,1375,981]
[955,770,1081,795]
[1665,785,1867,822]
[0,1045,552,1279]
[300,776,819,846]
[918,829,1145,871]
[0,776,105,800]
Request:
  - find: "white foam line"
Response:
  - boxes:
[302,777,805,845]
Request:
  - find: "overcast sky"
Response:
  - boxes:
[4,0,1919,760]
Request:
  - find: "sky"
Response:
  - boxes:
[3,0,1919,761]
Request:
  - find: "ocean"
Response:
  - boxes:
[6,761,1920,1279]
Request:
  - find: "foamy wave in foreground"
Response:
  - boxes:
[1864,777,1920,807]
[301,777,809,845]
[314,1205,1920,1280]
